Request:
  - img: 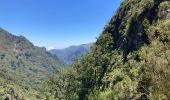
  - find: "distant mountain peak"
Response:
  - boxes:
[49,43,93,65]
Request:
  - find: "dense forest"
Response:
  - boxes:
[0,0,170,99]
[0,28,65,99]
[44,0,170,99]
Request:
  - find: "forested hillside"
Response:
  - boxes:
[44,0,170,99]
[0,28,64,99]
[49,43,93,65]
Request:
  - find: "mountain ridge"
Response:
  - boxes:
[0,28,65,99]
[0,0,170,99]
[49,43,93,65]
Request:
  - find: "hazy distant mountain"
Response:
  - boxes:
[0,28,64,99]
[49,43,93,65]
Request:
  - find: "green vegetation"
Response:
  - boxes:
[0,0,170,99]
[0,29,64,99]
[43,0,170,100]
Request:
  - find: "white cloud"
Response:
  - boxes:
[47,46,55,51]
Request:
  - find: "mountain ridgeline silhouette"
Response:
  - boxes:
[49,43,93,65]
[0,28,64,99]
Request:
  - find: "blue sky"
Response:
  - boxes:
[0,0,122,49]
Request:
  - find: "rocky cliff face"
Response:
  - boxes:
[103,0,170,60]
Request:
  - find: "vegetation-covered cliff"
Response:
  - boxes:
[44,0,170,99]
[0,28,64,99]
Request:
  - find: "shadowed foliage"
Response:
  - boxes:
[44,0,170,99]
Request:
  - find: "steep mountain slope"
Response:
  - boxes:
[44,0,170,99]
[0,28,64,99]
[49,43,93,65]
